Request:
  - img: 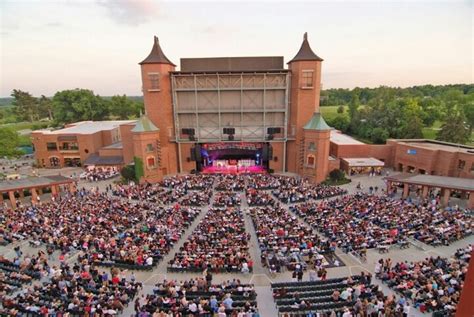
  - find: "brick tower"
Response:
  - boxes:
[302,112,331,183]
[131,114,163,183]
[287,33,325,175]
[139,36,178,175]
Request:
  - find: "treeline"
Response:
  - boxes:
[0,89,144,125]
[323,84,474,145]
[320,84,474,107]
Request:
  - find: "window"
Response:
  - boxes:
[46,142,57,151]
[148,73,160,91]
[308,142,316,151]
[458,160,466,170]
[146,143,155,152]
[306,155,315,167]
[302,70,314,88]
[147,156,156,169]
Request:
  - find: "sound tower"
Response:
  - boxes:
[190,147,196,161]
[194,144,202,162]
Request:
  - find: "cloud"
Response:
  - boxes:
[97,0,159,26]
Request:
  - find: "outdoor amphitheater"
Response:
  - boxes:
[0,172,472,317]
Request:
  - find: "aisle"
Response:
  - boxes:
[240,191,279,317]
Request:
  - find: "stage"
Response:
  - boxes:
[201,165,266,175]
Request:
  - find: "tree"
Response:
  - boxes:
[0,127,22,157]
[109,95,136,119]
[328,115,350,132]
[348,90,360,122]
[370,127,390,144]
[337,105,345,114]
[52,89,109,124]
[436,112,470,144]
[38,95,54,120]
[11,89,38,122]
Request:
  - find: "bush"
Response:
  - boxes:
[337,105,345,114]
[329,169,346,181]
[121,165,136,183]
[323,169,351,186]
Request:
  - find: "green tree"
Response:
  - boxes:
[109,95,143,119]
[436,112,470,144]
[337,105,345,114]
[38,95,54,120]
[52,89,109,124]
[11,89,38,122]
[0,128,22,157]
[398,98,424,139]
[328,115,350,132]
[370,127,390,144]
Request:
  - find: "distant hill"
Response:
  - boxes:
[0,98,13,107]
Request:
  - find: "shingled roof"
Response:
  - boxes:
[131,114,159,133]
[288,32,323,63]
[303,112,331,131]
[139,36,176,66]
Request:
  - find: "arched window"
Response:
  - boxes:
[306,155,315,167]
[147,156,156,169]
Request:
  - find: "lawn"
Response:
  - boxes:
[320,105,348,121]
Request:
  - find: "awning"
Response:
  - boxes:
[342,157,385,167]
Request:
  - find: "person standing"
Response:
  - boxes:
[297,269,303,282]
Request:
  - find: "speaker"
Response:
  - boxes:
[223,127,235,135]
[182,128,195,135]
[268,145,273,159]
[190,148,196,161]
[267,127,281,134]
[195,144,202,161]
[187,157,191,162]
[228,135,234,141]
[262,144,269,161]
[274,156,278,162]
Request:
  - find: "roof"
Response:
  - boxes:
[288,32,323,63]
[342,157,385,167]
[37,120,136,135]
[303,112,331,131]
[180,56,285,72]
[83,153,124,166]
[139,36,176,66]
[393,139,474,154]
[103,142,123,149]
[330,131,364,145]
[384,174,474,192]
[0,175,74,193]
[131,115,159,133]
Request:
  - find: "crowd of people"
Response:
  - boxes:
[1,259,142,316]
[80,167,120,182]
[215,175,246,192]
[292,193,473,255]
[168,207,252,273]
[135,278,259,316]
[272,274,408,316]
[83,204,201,268]
[214,191,241,207]
[270,176,347,203]
[245,189,277,207]
[377,245,471,315]
[250,206,339,273]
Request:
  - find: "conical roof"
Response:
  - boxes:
[288,32,323,63]
[131,114,159,133]
[139,36,176,66]
[303,112,331,131]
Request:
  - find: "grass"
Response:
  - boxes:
[320,105,348,121]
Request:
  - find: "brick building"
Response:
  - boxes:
[31,34,474,183]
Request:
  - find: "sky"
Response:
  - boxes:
[0,0,472,97]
